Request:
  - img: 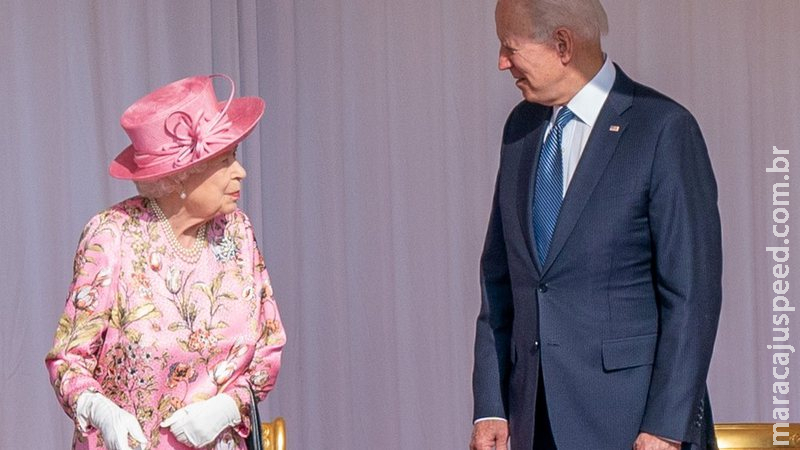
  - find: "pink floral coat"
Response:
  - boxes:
[46,197,285,449]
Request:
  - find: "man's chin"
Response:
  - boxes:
[519,88,553,105]
[520,90,539,103]
[515,83,536,102]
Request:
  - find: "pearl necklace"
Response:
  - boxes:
[149,199,207,264]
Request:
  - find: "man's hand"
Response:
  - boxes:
[633,432,681,450]
[469,419,509,450]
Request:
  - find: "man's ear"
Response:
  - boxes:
[553,27,574,63]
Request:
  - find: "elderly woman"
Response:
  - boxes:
[45,74,285,450]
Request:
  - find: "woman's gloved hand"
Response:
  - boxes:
[160,393,241,448]
[76,391,148,450]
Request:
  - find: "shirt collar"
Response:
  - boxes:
[554,56,616,128]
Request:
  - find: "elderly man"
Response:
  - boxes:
[470,1,722,449]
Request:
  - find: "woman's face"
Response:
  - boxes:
[183,146,246,219]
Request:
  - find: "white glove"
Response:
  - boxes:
[76,391,148,450]
[160,393,241,448]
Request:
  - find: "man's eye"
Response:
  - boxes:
[501,45,518,55]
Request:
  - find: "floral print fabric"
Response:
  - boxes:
[46,197,285,449]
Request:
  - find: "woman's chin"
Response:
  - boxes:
[220,202,238,215]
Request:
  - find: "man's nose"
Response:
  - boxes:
[498,54,512,71]
[497,45,515,71]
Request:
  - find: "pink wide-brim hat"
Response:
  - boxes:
[109,74,265,181]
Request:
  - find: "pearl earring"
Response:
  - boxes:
[180,190,187,200]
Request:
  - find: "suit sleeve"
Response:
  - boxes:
[472,152,515,421]
[639,110,722,443]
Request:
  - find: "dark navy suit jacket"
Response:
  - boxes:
[472,66,722,450]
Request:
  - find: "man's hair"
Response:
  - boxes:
[522,0,608,42]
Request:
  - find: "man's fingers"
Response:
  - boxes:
[633,432,681,450]
[468,441,491,450]
[470,420,509,450]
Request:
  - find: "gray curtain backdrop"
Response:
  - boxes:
[2,1,798,448]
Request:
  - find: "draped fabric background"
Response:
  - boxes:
[2,1,798,448]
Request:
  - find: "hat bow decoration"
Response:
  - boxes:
[162,74,236,168]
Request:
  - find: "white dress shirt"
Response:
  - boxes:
[548,56,616,196]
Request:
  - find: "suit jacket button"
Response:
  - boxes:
[538,284,548,293]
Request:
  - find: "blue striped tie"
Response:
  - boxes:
[533,107,574,265]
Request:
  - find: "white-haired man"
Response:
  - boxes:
[470,0,721,449]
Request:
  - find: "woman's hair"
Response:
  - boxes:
[524,0,608,42]
[134,161,209,198]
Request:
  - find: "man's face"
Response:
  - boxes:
[495,0,566,105]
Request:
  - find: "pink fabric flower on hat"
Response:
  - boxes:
[163,107,235,168]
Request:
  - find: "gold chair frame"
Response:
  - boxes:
[261,417,286,450]
[716,423,800,449]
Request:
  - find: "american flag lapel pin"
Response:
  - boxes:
[609,125,621,132]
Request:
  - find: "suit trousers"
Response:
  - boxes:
[533,365,557,450]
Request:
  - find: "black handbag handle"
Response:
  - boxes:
[245,386,263,450]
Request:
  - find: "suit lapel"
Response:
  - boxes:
[514,106,550,274]
[540,68,635,275]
